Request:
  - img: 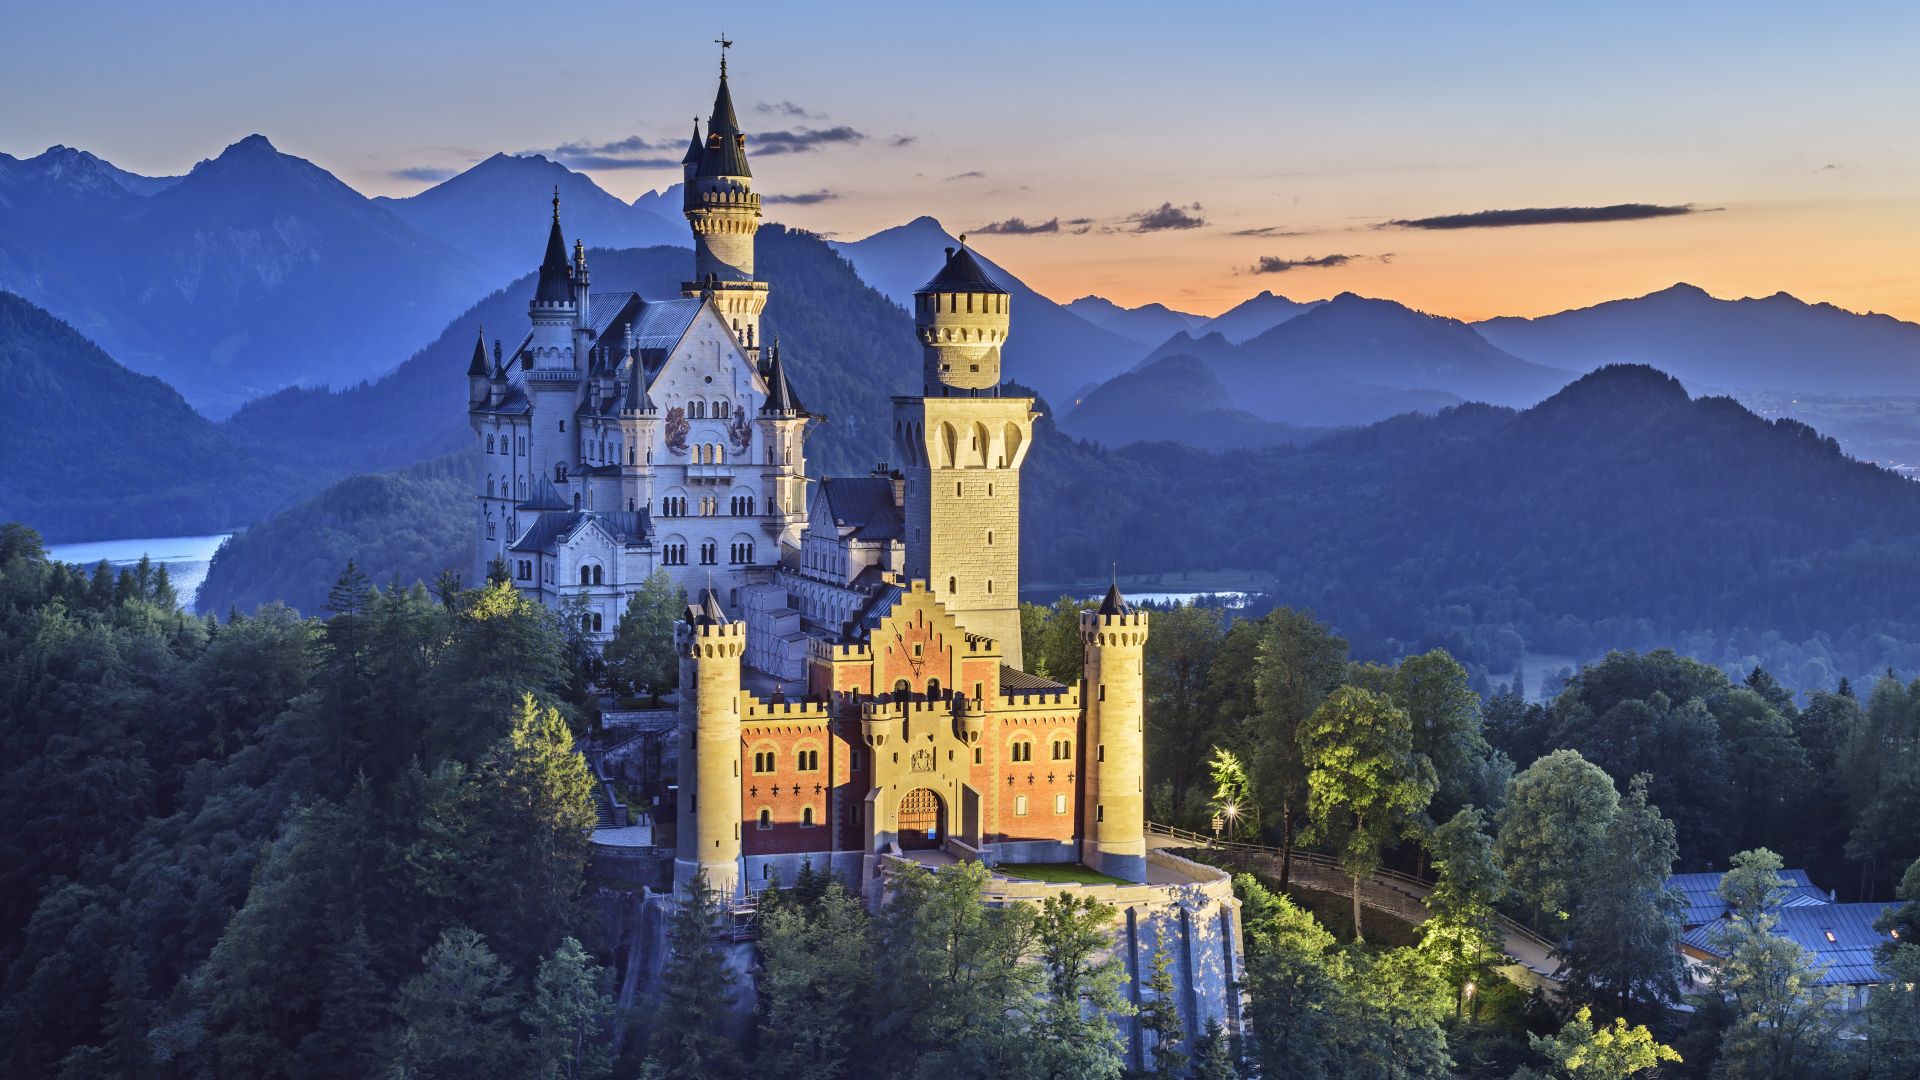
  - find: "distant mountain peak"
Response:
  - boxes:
[1541,363,1689,412]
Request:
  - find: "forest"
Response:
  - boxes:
[7,523,1920,1077]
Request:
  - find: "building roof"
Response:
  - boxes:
[696,66,751,178]
[509,509,652,554]
[820,476,901,541]
[681,121,703,166]
[466,328,489,377]
[518,476,571,512]
[1098,581,1132,616]
[999,666,1067,692]
[760,341,806,416]
[534,194,573,305]
[631,297,704,356]
[854,583,905,636]
[917,244,1007,296]
[1668,869,1826,927]
[684,587,730,626]
[1683,903,1895,985]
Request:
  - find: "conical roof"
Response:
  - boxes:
[1098,581,1132,616]
[534,190,573,304]
[681,120,703,165]
[684,587,730,626]
[760,341,805,415]
[466,328,489,377]
[916,243,1006,295]
[696,64,752,178]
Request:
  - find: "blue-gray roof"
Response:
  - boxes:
[632,297,703,353]
[1683,903,1895,985]
[509,509,653,553]
[1669,869,1826,927]
[821,476,902,541]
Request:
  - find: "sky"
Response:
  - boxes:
[6,0,1920,320]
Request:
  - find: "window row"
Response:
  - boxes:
[692,444,726,465]
[1010,793,1072,816]
[484,434,527,457]
[756,806,816,829]
[752,748,820,773]
[685,399,733,419]
[577,565,604,586]
[1007,737,1073,763]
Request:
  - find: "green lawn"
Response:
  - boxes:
[997,862,1132,886]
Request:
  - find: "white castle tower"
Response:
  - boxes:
[681,51,768,362]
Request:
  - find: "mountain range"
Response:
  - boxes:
[0,137,495,415]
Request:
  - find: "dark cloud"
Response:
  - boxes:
[1127,202,1207,232]
[755,100,820,119]
[534,135,680,170]
[754,126,866,155]
[1251,254,1360,273]
[1066,216,1094,235]
[972,216,1059,236]
[391,165,458,183]
[764,189,838,205]
[945,170,987,181]
[889,135,917,147]
[1387,203,1698,230]
[1232,225,1308,238]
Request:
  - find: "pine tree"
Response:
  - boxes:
[526,937,614,1080]
[390,927,526,1080]
[1136,942,1188,1077]
[1189,1020,1238,1080]
[753,882,870,1078]
[650,869,744,1079]
[1031,891,1130,1078]
[1709,848,1855,1078]
[1560,774,1683,1017]
[606,570,681,703]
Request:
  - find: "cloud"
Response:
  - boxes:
[1066,216,1094,235]
[1126,202,1207,232]
[1232,225,1308,238]
[1250,254,1366,273]
[1387,203,1699,230]
[972,216,1059,236]
[754,126,866,155]
[755,100,820,119]
[889,135,917,148]
[533,135,681,170]
[945,170,987,181]
[391,165,458,183]
[764,189,838,205]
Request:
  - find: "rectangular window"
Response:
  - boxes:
[1097,805,1105,823]
[973,748,982,765]
[1054,793,1068,815]
[1014,795,1029,816]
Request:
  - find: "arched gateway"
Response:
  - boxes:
[897,788,945,850]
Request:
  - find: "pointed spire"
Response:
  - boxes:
[760,337,805,416]
[467,326,489,377]
[1098,576,1132,617]
[534,188,571,305]
[682,118,704,165]
[697,45,750,178]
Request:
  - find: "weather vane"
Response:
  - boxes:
[715,32,732,74]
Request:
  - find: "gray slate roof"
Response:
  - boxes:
[999,666,1066,692]
[918,244,1006,295]
[821,476,902,541]
[509,509,653,554]
[518,476,571,512]
[1668,869,1826,927]
[632,297,704,356]
[1683,903,1895,985]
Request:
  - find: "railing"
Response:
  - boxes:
[1146,822,1560,963]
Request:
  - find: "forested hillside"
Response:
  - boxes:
[0,292,299,541]
[197,363,1920,691]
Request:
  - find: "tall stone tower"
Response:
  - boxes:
[525,190,586,498]
[894,243,1034,658]
[682,52,768,359]
[673,590,746,900]
[1081,583,1150,882]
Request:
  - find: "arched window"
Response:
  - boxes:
[592,565,603,585]
[1010,739,1033,763]
[1051,738,1072,761]
[591,612,603,632]
[894,678,911,698]
[555,463,568,483]
[948,576,957,594]
[926,678,941,699]
[801,806,815,827]
[796,748,820,771]
[757,808,772,830]
[580,614,592,633]
[486,434,494,452]
[486,477,494,496]
[580,566,591,585]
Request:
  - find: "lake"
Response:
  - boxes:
[44,533,232,611]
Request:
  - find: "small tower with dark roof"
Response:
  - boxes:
[914,240,1011,394]
[467,326,490,407]
[680,47,770,359]
[674,586,747,899]
[1080,581,1150,882]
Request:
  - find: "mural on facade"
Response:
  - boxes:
[664,405,690,455]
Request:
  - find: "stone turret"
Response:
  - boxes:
[673,588,746,899]
[466,327,490,406]
[913,241,1010,394]
[894,241,1033,657]
[681,52,769,356]
[1080,583,1150,882]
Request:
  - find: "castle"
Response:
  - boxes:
[470,52,1241,1058]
